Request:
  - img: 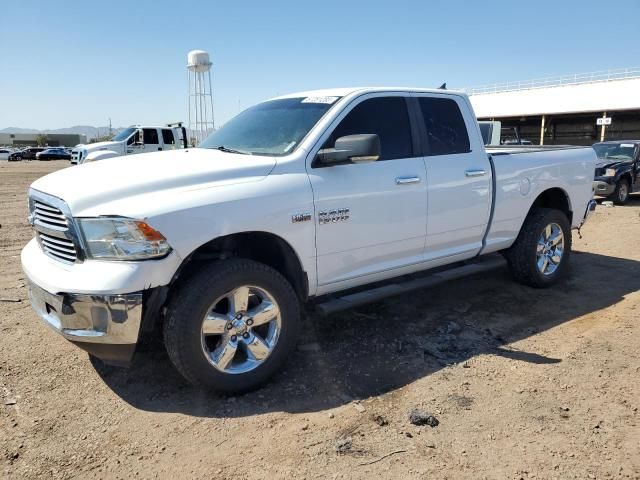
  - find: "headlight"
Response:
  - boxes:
[79,217,171,260]
[604,168,616,177]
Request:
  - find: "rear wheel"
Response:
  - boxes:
[505,208,571,288]
[163,258,300,394]
[610,179,630,205]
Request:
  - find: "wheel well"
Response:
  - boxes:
[174,232,308,301]
[529,188,573,224]
[619,173,632,185]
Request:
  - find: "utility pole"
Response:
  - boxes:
[109,118,112,137]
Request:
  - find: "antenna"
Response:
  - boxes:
[187,50,215,146]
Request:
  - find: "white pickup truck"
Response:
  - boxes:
[22,88,597,393]
[71,123,187,165]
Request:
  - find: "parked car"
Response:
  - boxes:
[36,147,72,161]
[8,149,25,161]
[0,148,13,160]
[592,140,640,204]
[8,149,21,161]
[71,123,187,164]
[9,147,45,161]
[22,87,596,393]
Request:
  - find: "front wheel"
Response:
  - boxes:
[505,208,572,288]
[610,179,630,205]
[163,258,300,394]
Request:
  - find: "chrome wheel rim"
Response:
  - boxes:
[200,285,281,374]
[536,222,564,276]
[619,183,628,202]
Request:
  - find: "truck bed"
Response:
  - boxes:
[486,145,587,155]
[482,144,596,255]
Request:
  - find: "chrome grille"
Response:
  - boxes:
[33,201,68,230]
[38,231,77,262]
[29,191,81,264]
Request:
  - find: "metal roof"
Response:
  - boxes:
[468,68,640,118]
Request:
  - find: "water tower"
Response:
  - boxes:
[187,50,215,145]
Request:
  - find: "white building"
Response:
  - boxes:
[467,68,640,145]
[0,132,88,148]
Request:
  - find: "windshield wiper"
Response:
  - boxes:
[213,145,251,155]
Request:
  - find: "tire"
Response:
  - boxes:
[610,178,630,205]
[163,258,300,394]
[505,208,572,288]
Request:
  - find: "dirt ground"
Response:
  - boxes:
[1,160,639,480]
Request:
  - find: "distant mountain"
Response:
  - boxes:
[0,127,40,134]
[0,126,125,138]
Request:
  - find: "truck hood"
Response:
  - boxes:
[595,159,632,169]
[75,141,119,152]
[31,148,276,214]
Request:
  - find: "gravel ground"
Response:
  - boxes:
[1,160,639,479]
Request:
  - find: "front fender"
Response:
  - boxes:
[615,168,633,183]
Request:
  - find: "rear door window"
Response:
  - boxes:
[143,128,159,145]
[161,129,175,145]
[417,97,470,156]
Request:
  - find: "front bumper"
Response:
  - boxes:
[28,281,143,366]
[593,179,615,196]
[22,238,180,366]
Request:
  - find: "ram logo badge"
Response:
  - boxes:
[291,213,312,223]
[318,208,350,225]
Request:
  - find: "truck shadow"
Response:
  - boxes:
[92,251,640,418]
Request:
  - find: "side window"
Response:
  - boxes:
[418,97,470,156]
[161,129,175,145]
[142,128,159,144]
[323,97,413,161]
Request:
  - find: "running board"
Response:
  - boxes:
[314,254,506,316]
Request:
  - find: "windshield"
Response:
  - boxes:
[112,127,137,142]
[593,143,636,161]
[199,97,340,156]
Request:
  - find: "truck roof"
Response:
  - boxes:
[272,87,467,101]
[127,124,183,129]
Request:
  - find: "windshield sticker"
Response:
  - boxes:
[283,141,296,153]
[301,96,339,104]
[620,143,635,148]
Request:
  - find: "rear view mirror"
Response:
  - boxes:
[317,134,380,165]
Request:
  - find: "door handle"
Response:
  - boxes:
[395,176,421,185]
[465,169,486,177]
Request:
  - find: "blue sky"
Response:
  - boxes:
[1,0,639,130]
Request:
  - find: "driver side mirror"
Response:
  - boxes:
[317,134,380,166]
